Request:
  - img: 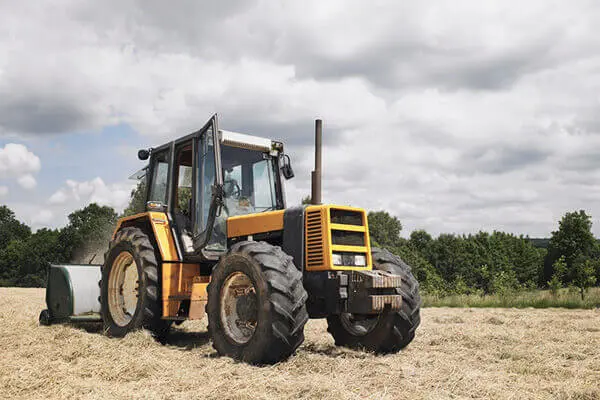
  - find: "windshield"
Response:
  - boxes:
[206,144,281,252]
[220,144,279,216]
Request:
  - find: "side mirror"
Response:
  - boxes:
[281,154,295,180]
[138,149,150,160]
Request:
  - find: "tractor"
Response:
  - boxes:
[41,115,421,364]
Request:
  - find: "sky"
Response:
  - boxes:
[1,1,600,237]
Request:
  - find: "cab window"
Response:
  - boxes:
[148,150,170,205]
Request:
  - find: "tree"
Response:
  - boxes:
[544,210,596,284]
[301,196,312,205]
[0,205,31,250]
[123,180,147,217]
[368,211,402,247]
[572,255,597,300]
[410,230,432,253]
[61,203,119,263]
[548,256,566,296]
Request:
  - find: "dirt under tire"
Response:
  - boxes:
[327,247,421,353]
[207,241,309,364]
[100,227,170,341]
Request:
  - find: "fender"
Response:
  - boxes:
[113,212,180,262]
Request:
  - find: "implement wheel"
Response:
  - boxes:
[39,309,52,326]
[100,227,170,341]
[327,247,421,353]
[207,241,308,364]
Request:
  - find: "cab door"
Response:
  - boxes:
[192,114,223,253]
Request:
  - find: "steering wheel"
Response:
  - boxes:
[225,179,241,200]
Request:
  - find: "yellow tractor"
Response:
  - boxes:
[90,115,419,363]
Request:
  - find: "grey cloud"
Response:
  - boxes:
[287,36,558,91]
[3,1,600,237]
[458,145,550,175]
[0,95,92,135]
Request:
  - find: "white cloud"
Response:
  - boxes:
[2,1,600,236]
[0,186,7,197]
[56,177,134,211]
[48,189,68,205]
[0,144,41,189]
[17,174,36,189]
[31,209,53,225]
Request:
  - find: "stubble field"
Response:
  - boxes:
[0,287,598,399]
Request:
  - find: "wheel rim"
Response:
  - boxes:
[340,313,379,336]
[108,251,140,327]
[220,271,258,345]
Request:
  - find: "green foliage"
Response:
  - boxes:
[0,228,69,287]
[61,203,118,263]
[301,196,312,205]
[572,256,598,300]
[548,256,566,295]
[0,205,31,250]
[123,180,147,217]
[367,211,402,248]
[544,210,595,284]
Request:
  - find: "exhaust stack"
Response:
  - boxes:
[311,119,322,205]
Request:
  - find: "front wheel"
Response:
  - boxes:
[207,241,308,364]
[327,248,421,353]
[100,227,170,340]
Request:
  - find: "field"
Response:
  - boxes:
[1,288,599,399]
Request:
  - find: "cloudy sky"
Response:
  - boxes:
[1,1,600,237]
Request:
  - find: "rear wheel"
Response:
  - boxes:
[100,227,170,340]
[327,247,421,353]
[207,241,308,364]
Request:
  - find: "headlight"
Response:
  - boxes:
[332,252,367,267]
[354,255,366,266]
[332,253,343,266]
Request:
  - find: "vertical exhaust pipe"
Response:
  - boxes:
[311,119,322,205]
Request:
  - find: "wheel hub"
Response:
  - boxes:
[220,271,258,344]
[107,251,140,327]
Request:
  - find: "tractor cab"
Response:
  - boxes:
[139,114,294,259]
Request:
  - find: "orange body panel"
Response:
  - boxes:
[113,212,180,262]
[113,213,205,318]
[226,210,285,237]
[189,276,210,320]
[161,263,202,318]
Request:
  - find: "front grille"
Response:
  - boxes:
[306,209,324,268]
[330,209,363,226]
[331,230,365,246]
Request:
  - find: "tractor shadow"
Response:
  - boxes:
[301,342,373,359]
[164,328,212,350]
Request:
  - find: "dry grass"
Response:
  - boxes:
[1,288,599,400]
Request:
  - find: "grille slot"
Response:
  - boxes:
[306,209,324,268]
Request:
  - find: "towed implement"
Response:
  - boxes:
[40,115,421,364]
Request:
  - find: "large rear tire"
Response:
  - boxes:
[100,227,170,340]
[327,247,421,353]
[207,241,308,364]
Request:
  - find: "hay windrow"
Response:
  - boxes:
[0,288,598,399]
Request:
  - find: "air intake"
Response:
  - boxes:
[305,208,325,269]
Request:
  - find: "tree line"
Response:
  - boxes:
[0,198,598,299]
[0,204,117,287]
[368,210,599,299]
